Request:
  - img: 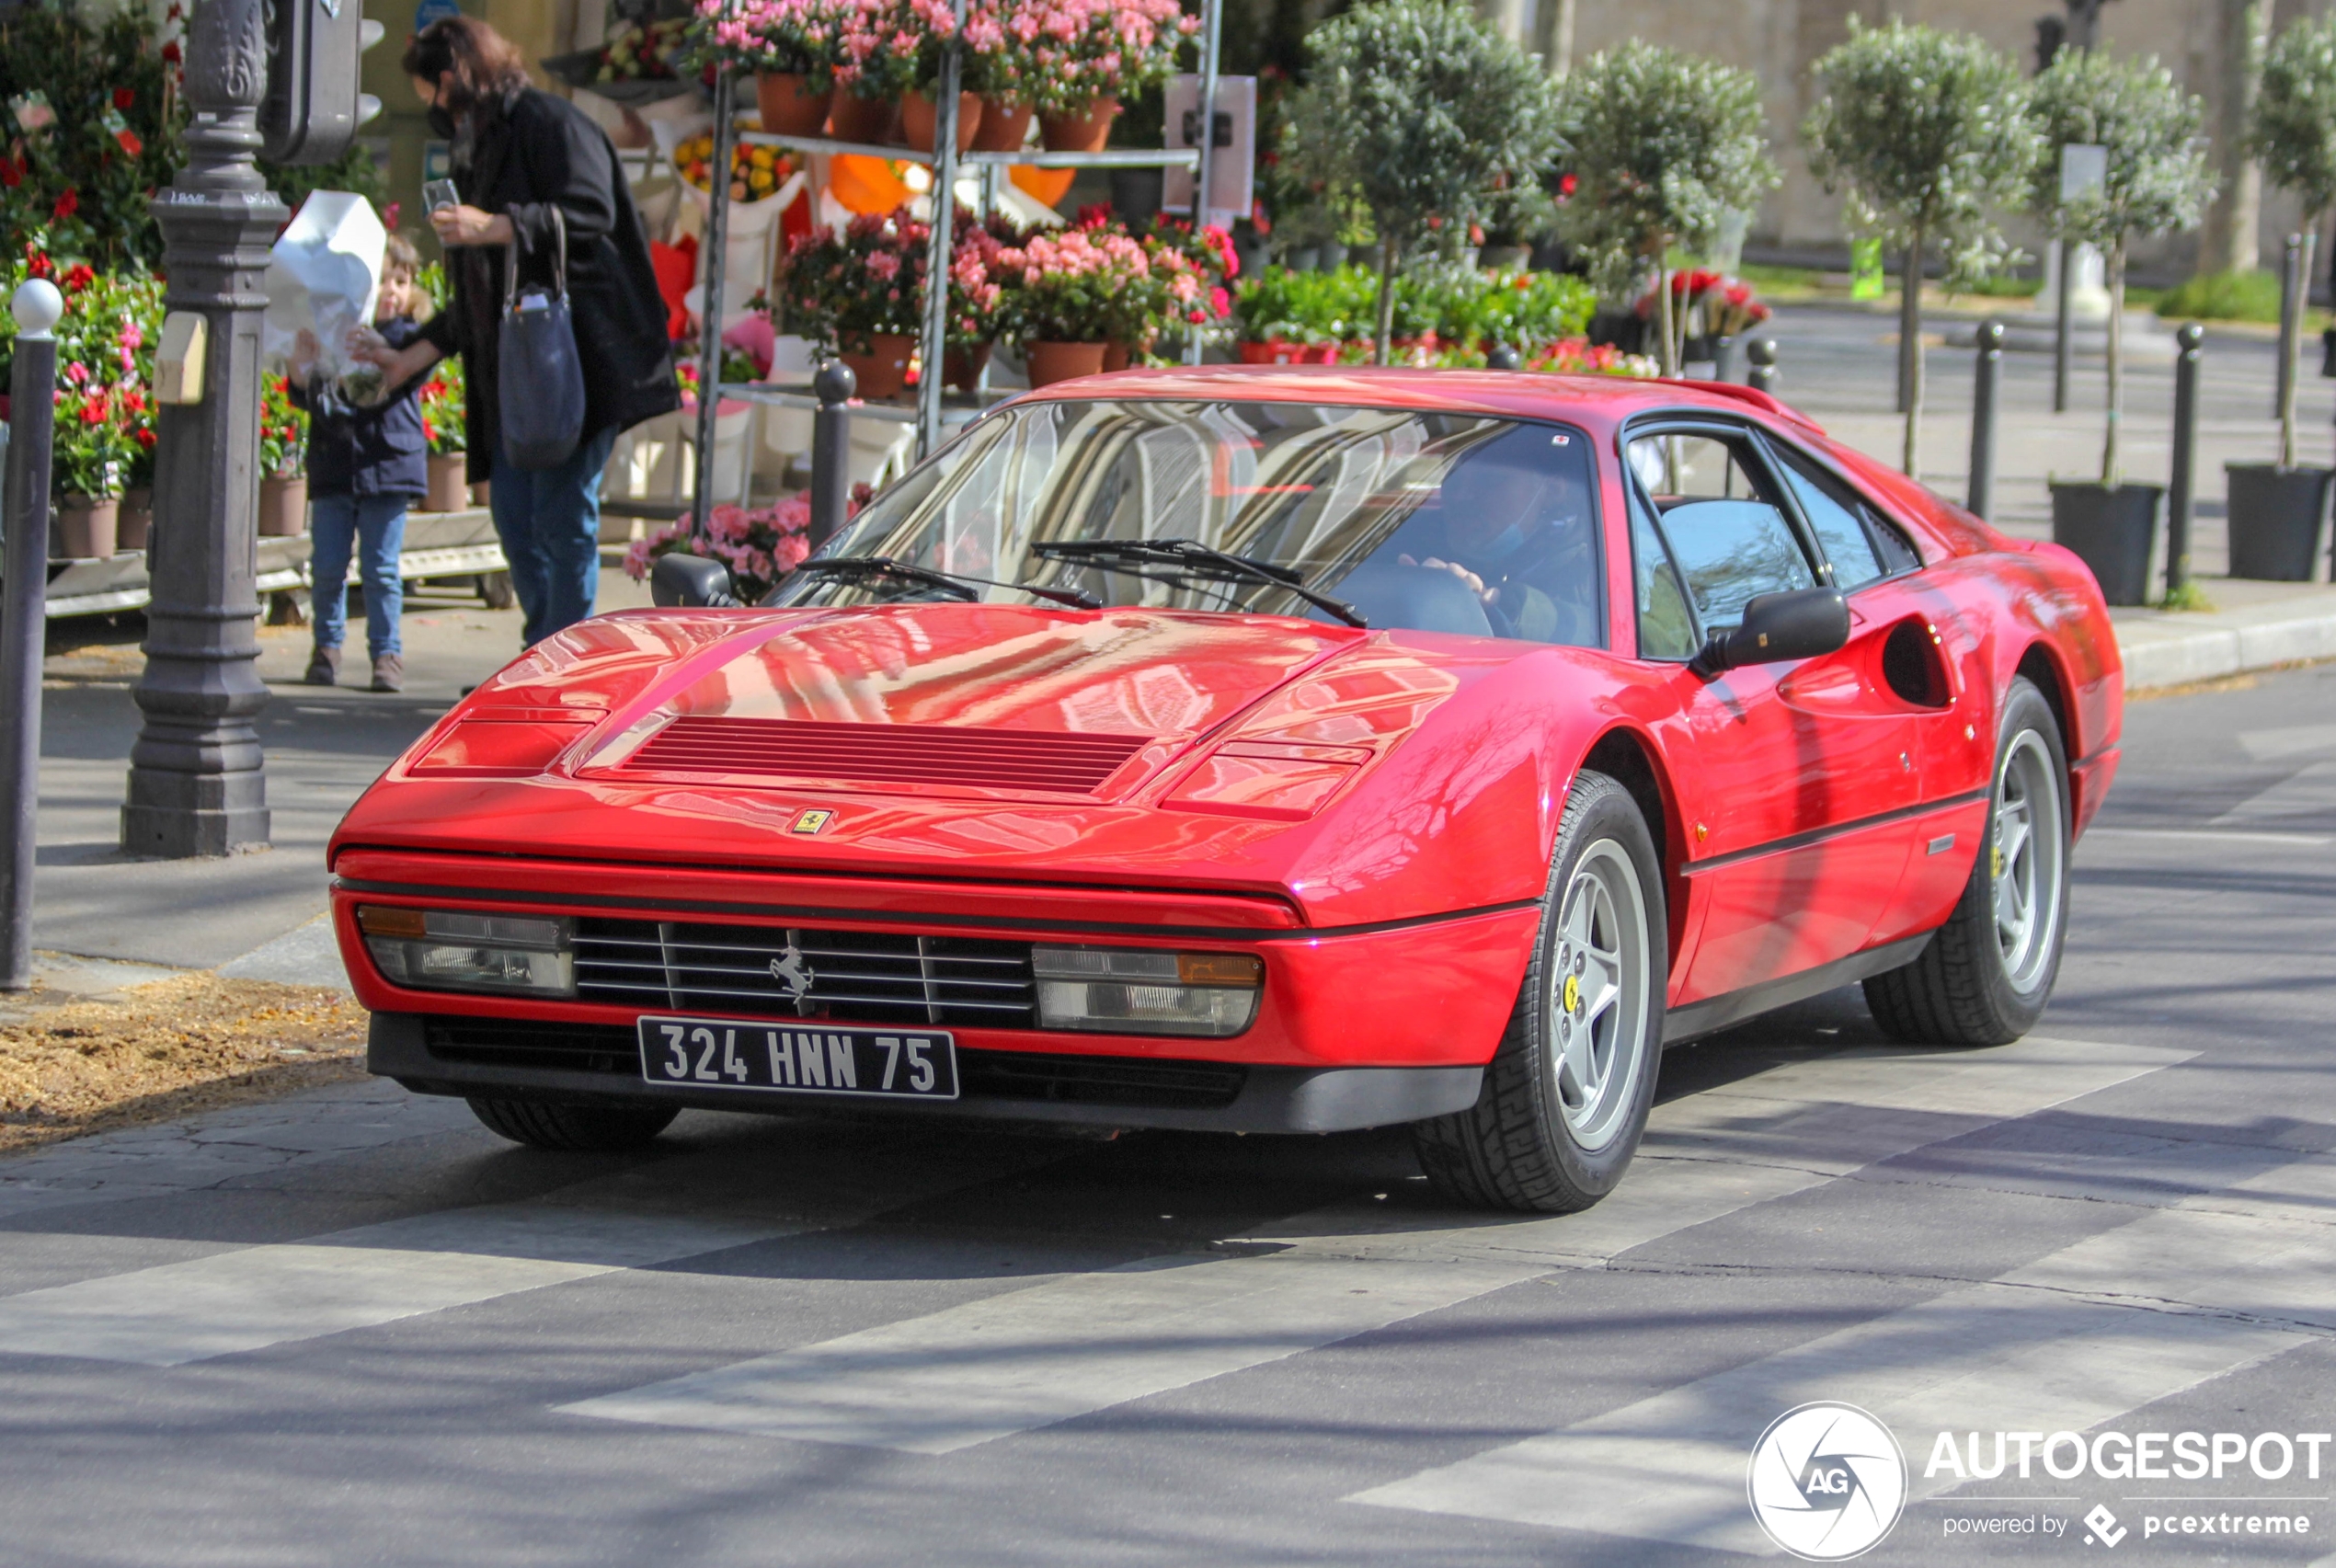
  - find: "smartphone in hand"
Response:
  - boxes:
[424,178,459,212]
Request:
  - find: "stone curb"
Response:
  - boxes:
[2113,589,2336,692]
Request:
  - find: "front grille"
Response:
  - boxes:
[424,1018,637,1074]
[420,1019,1245,1111]
[573,917,1037,1027]
[958,1050,1246,1109]
[624,715,1151,795]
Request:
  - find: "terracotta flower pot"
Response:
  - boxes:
[827,87,894,144]
[839,333,914,400]
[971,97,1033,153]
[425,452,470,512]
[1102,343,1131,373]
[1024,341,1108,387]
[756,72,830,137]
[117,486,153,552]
[57,494,118,560]
[943,342,991,394]
[258,474,308,537]
[901,89,982,154]
[1038,97,1118,154]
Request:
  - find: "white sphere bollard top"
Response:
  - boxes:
[10,278,63,338]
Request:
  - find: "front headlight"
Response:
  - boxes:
[357,906,576,997]
[1031,945,1263,1037]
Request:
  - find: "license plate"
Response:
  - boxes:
[636,1016,958,1101]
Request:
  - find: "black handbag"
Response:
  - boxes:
[498,207,588,470]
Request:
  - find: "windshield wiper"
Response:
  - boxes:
[796,555,1100,610]
[1029,538,1367,627]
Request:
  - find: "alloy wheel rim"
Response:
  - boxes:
[1549,839,1652,1150]
[1991,729,2065,991]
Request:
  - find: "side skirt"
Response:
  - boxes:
[1660,933,1934,1047]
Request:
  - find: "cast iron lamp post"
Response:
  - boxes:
[121,0,286,856]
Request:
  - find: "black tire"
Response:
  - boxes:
[1864,676,2071,1047]
[467,1097,679,1151]
[1411,770,1669,1213]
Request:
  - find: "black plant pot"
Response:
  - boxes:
[1588,310,1647,355]
[1108,166,1163,228]
[2225,463,2332,581]
[2050,482,2163,607]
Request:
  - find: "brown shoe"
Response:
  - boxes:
[370,654,405,693]
[303,646,340,686]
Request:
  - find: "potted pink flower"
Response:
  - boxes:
[624,495,815,603]
[776,207,929,398]
[988,0,1195,152]
[692,0,847,137]
[994,224,1153,383]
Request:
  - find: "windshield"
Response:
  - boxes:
[775,399,1605,647]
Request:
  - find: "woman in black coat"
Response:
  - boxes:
[362,17,679,646]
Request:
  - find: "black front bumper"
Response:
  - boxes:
[369,1013,1484,1135]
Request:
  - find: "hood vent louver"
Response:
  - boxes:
[623,715,1151,795]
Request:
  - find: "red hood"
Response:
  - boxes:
[331,602,1577,925]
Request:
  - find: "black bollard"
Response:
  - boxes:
[808,359,856,551]
[1967,319,2004,521]
[2053,238,2073,415]
[1746,337,1779,395]
[0,280,62,990]
[2168,322,2204,600]
[1485,343,1522,372]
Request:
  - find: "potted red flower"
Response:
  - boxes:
[258,373,309,536]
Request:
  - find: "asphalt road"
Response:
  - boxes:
[1,663,2331,1567]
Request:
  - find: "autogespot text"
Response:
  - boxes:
[1926,1429,2332,1482]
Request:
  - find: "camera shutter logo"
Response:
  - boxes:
[1746,1402,1907,1560]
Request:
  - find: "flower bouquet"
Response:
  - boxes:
[624,494,816,604]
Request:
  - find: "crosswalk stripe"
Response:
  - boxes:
[1345,1157,2336,1554]
[562,1036,2191,1452]
[0,1135,1066,1368]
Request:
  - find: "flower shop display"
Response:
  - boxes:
[258,373,309,538]
[625,494,816,603]
[990,0,1195,151]
[0,2,184,272]
[592,15,693,85]
[691,0,849,135]
[419,360,470,513]
[673,132,800,204]
[776,208,932,396]
[992,224,1154,383]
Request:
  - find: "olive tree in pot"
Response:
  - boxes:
[1280,0,1557,367]
[1804,20,2041,479]
[2030,50,2215,607]
[1553,41,1778,379]
[2235,16,2336,580]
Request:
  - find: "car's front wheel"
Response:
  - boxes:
[1864,675,2070,1047]
[1412,769,1668,1213]
[467,1097,679,1152]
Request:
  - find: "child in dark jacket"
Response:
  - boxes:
[290,232,430,692]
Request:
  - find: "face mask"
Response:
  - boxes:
[427,104,456,140]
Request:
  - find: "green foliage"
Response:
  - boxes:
[1804,18,2042,284]
[2156,268,2282,322]
[0,0,184,271]
[1231,264,1594,355]
[1553,41,1779,299]
[2252,15,2336,220]
[1280,0,1557,269]
[2029,51,2214,254]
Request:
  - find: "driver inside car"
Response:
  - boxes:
[1393,436,1600,645]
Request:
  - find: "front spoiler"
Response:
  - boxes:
[370,1013,1484,1135]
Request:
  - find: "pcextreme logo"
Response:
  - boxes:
[1748,1402,1909,1561]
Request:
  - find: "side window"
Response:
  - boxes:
[1628,478,1698,660]
[1626,430,1816,630]
[1769,444,1918,589]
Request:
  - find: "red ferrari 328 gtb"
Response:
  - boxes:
[330,367,2120,1212]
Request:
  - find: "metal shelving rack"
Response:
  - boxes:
[683,0,1226,537]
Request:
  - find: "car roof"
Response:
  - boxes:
[1011,365,1828,440]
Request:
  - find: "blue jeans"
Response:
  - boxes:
[489,426,619,646]
[309,492,408,658]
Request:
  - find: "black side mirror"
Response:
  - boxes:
[650,551,739,609]
[1692,587,1849,676]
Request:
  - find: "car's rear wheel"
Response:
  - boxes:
[1864,675,2070,1047]
[1412,770,1667,1213]
[467,1097,679,1152]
